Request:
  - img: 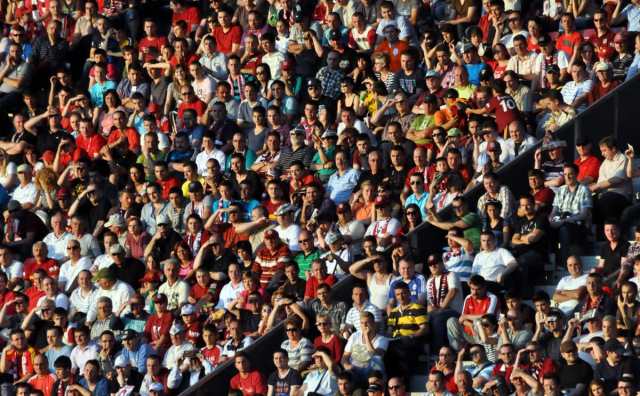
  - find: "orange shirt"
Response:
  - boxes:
[374,40,410,73]
[28,373,56,396]
[108,127,141,153]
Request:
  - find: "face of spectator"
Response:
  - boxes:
[427,373,444,392]
[604,223,619,242]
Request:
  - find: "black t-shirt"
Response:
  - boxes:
[35,129,72,155]
[397,69,426,96]
[595,358,638,393]
[513,214,549,254]
[294,49,320,79]
[558,359,593,391]
[267,368,303,395]
[76,197,113,232]
[109,258,146,290]
[599,240,630,276]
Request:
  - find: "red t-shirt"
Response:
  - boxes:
[184,321,203,346]
[556,31,582,56]
[374,40,410,73]
[575,155,601,183]
[108,127,141,153]
[485,95,521,132]
[212,25,242,55]
[172,6,200,30]
[144,312,174,349]
[139,36,168,61]
[25,287,46,311]
[75,133,107,160]
[178,100,207,119]
[230,371,267,396]
[588,30,616,60]
[157,177,180,200]
[23,258,60,280]
[304,275,337,299]
[200,345,222,367]
[313,334,344,363]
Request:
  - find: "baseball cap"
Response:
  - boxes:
[382,21,399,32]
[325,230,342,245]
[321,129,338,139]
[594,61,610,72]
[282,59,294,71]
[291,127,305,135]
[122,329,138,340]
[16,163,32,173]
[114,355,129,368]
[149,383,164,392]
[169,322,185,335]
[542,140,567,151]
[188,181,203,193]
[604,339,624,353]
[109,244,125,255]
[264,229,279,240]
[141,271,161,283]
[104,213,125,228]
[6,200,20,212]
[307,78,321,88]
[156,214,170,226]
[374,196,390,207]
[93,268,115,282]
[447,128,463,138]
[153,293,168,304]
[546,64,560,74]
[462,43,475,53]
[425,70,441,79]
[275,203,295,216]
[180,304,195,316]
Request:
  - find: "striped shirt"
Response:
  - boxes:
[344,301,384,332]
[281,337,315,371]
[443,247,474,283]
[387,303,428,337]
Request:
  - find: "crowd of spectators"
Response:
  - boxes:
[1,0,640,395]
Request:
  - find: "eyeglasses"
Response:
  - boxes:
[285,328,298,332]
[299,239,311,243]
[67,246,80,250]
[410,181,422,185]
[181,91,191,95]
[316,322,329,326]
[388,385,403,390]
[406,211,417,216]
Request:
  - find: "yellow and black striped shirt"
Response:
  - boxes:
[387,303,428,337]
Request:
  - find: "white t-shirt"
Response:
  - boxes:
[58,257,93,292]
[344,331,389,368]
[195,148,226,175]
[274,224,302,252]
[555,274,588,314]
[192,76,216,103]
[1,260,23,281]
[12,182,38,205]
[302,369,338,396]
[471,248,516,282]
[216,281,245,309]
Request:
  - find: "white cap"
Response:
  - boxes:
[149,383,164,392]
[169,322,184,336]
[114,355,129,368]
[180,304,195,316]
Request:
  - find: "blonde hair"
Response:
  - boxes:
[35,167,57,191]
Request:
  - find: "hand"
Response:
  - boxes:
[496,274,503,284]
[625,145,635,159]
[534,148,542,163]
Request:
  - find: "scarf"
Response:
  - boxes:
[428,272,449,308]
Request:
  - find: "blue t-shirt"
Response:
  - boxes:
[465,63,488,86]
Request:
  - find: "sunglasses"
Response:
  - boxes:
[285,328,298,332]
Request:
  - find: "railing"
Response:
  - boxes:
[179,72,640,395]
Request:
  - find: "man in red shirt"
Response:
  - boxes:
[253,229,291,288]
[212,8,242,56]
[107,110,141,155]
[555,13,582,57]
[200,324,222,368]
[1,329,36,383]
[143,293,173,354]
[177,86,206,123]
[27,354,57,396]
[75,118,106,160]
[574,137,601,184]
[466,79,521,133]
[446,275,499,350]
[139,19,167,62]
[170,0,200,33]
[23,242,60,281]
[229,352,267,396]
[153,162,180,200]
[587,9,616,61]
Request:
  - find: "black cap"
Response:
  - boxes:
[445,88,459,99]
[575,135,591,146]
[546,64,560,74]
[122,329,138,340]
[604,339,624,353]
[307,78,321,88]
[188,181,203,193]
[538,35,550,46]
[480,68,493,81]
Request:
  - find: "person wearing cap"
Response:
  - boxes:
[142,293,173,354]
[143,211,182,262]
[326,149,360,206]
[253,228,291,288]
[611,33,635,80]
[407,95,447,143]
[589,61,619,104]
[594,339,633,393]
[85,267,134,324]
[272,203,301,252]
[425,254,463,351]
[276,126,315,175]
[12,163,36,209]
[310,128,338,182]
[364,195,402,249]
[111,354,144,393]
[374,23,408,73]
[107,244,145,290]
[162,322,195,370]
[119,326,153,375]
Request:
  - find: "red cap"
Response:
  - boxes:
[282,59,294,71]
[142,271,161,283]
[374,196,390,207]
[264,229,279,239]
